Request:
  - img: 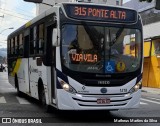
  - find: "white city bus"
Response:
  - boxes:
[7,2,143,111]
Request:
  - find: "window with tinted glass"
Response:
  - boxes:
[38,23,44,54]
[62,25,142,74]
[8,40,11,56]
[30,28,34,55]
[15,36,19,55]
[11,38,15,56]
[19,34,23,56]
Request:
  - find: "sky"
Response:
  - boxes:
[0,0,36,48]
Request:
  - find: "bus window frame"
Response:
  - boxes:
[11,38,15,57]
[15,36,19,56]
[60,20,143,79]
[19,33,24,57]
[8,39,11,56]
[29,22,45,57]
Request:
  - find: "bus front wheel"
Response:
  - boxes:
[38,85,51,112]
[15,75,22,96]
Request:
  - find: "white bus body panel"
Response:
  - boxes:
[56,77,141,110]
[57,90,141,110]
[29,57,48,99]
[17,58,30,94]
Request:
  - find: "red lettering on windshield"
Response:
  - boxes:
[71,54,98,63]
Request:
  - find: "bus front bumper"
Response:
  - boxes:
[56,89,141,110]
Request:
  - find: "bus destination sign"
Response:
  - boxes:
[64,4,137,23]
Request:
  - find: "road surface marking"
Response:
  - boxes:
[140,102,148,105]
[16,97,30,104]
[147,97,160,101]
[141,98,160,105]
[0,96,6,103]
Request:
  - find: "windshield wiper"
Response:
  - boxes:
[107,27,124,60]
[108,28,111,60]
[81,21,104,50]
[110,27,124,47]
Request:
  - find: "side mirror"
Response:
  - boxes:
[52,28,58,46]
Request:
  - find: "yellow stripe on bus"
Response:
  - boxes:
[11,58,22,77]
[25,21,31,28]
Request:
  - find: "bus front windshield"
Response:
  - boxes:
[61,24,142,74]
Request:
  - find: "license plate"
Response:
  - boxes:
[97,98,110,104]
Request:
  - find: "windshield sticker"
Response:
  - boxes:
[132,63,137,68]
[87,66,99,70]
[71,53,98,63]
[116,61,126,72]
[105,61,115,73]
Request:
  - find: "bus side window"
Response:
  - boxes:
[11,38,15,57]
[33,26,37,54]
[8,39,11,57]
[38,23,44,55]
[30,24,44,56]
[15,36,17,56]
[24,35,29,58]
[19,34,23,56]
[30,28,34,55]
[15,36,19,56]
[36,25,39,54]
[44,23,55,66]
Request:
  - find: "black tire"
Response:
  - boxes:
[15,76,22,96]
[39,85,51,113]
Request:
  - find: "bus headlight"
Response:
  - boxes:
[59,80,77,94]
[129,81,142,94]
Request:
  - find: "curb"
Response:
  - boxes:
[142,90,160,95]
[141,90,147,93]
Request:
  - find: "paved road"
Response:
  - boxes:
[0,72,160,126]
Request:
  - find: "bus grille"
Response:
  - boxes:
[72,96,132,107]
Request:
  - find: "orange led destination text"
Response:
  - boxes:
[74,6,126,20]
[71,54,98,63]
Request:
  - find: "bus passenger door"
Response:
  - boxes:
[45,24,56,104]
[20,29,30,94]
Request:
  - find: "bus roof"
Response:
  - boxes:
[8,2,138,39]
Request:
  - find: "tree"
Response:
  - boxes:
[139,0,160,10]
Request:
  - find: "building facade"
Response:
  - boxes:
[36,0,123,15]
[124,0,160,88]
